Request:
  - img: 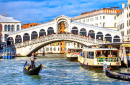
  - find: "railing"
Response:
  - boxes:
[14,34,107,48]
[97,57,120,62]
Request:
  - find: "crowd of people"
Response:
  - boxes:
[96,50,118,58]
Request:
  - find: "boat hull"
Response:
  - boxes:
[80,63,119,70]
[23,64,42,75]
[105,67,130,81]
[66,57,78,61]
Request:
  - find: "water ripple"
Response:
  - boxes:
[0,55,130,85]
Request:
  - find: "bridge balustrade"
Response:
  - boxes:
[14,34,107,48]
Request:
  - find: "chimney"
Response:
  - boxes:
[3,13,5,17]
[41,22,42,24]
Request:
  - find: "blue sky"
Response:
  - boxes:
[0,0,128,25]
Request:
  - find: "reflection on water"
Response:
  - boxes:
[0,54,130,85]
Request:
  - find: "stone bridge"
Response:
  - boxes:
[14,34,107,56]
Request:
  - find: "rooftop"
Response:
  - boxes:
[72,7,121,20]
[0,15,21,23]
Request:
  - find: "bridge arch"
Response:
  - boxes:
[7,37,14,45]
[105,34,112,42]
[23,33,30,42]
[47,27,54,35]
[31,31,38,40]
[88,30,95,39]
[113,35,120,42]
[26,39,89,56]
[39,29,46,37]
[72,26,78,35]
[15,35,22,43]
[96,32,103,40]
[14,34,107,56]
[80,28,86,36]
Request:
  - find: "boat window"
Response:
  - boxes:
[87,52,94,59]
[126,47,130,54]
[96,51,101,57]
[83,52,85,58]
[76,50,79,52]
[83,52,87,58]
[101,50,118,57]
[113,51,118,57]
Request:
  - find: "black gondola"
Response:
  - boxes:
[23,63,42,75]
[104,67,130,81]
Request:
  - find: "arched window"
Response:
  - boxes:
[11,25,14,31]
[71,27,78,35]
[80,28,86,36]
[113,35,120,42]
[88,30,95,39]
[23,33,30,42]
[39,29,46,37]
[8,25,10,31]
[4,25,7,31]
[47,27,54,35]
[96,32,103,40]
[15,35,22,43]
[105,34,112,42]
[4,34,8,41]
[17,25,19,31]
[7,37,14,45]
[31,31,38,40]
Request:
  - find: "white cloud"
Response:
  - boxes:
[0,0,128,24]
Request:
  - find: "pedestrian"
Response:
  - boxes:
[30,52,35,69]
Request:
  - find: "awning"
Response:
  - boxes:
[122,44,130,47]
[0,42,4,45]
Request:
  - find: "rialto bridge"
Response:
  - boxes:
[7,15,121,56]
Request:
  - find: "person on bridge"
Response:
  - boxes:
[30,53,35,69]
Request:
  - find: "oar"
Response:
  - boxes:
[42,65,50,69]
[35,62,50,69]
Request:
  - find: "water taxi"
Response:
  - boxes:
[78,48,121,70]
[66,48,82,61]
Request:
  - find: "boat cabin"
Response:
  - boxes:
[78,48,121,69]
[66,48,82,61]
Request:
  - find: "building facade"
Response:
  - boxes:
[0,13,21,43]
[117,0,130,42]
[72,7,121,30]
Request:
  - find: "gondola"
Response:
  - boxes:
[104,67,130,81]
[23,63,42,75]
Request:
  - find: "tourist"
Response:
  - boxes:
[30,52,35,69]
[24,61,28,67]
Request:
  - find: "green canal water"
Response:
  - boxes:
[0,54,130,85]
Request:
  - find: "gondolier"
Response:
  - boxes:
[30,53,35,69]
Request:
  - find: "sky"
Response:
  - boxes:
[0,0,128,25]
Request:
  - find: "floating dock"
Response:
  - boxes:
[2,47,15,59]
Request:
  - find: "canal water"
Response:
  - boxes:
[0,54,130,85]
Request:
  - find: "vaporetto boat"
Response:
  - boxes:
[78,48,121,70]
[66,48,82,61]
